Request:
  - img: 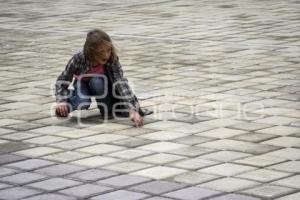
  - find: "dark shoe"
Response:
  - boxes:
[139,108,153,117]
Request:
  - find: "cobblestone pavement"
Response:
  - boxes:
[0,0,300,199]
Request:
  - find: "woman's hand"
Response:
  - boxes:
[129,109,144,127]
[55,102,69,117]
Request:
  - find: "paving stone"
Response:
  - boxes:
[114,128,158,137]
[85,123,131,133]
[198,139,280,154]
[91,190,150,200]
[108,149,154,159]
[81,133,129,143]
[201,118,242,128]
[199,177,260,192]
[167,158,219,170]
[1,132,37,141]
[71,156,121,167]
[262,136,300,147]
[4,159,55,170]
[29,126,76,135]
[196,127,246,138]
[198,163,257,176]
[268,161,300,173]
[139,131,189,141]
[264,148,300,160]
[0,154,27,165]
[234,155,287,167]
[23,193,76,200]
[68,169,119,181]
[200,150,251,162]
[0,102,38,110]
[137,153,186,164]
[209,194,261,200]
[0,127,15,135]
[232,132,278,143]
[241,184,295,199]
[111,137,155,148]
[24,135,67,145]
[0,172,47,185]
[163,186,221,200]
[129,180,186,195]
[169,124,214,134]
[229,122,273,131]
[165,171,219,185]
[256,126,300,136]
[34,164,86,176]
[272,175,300,189]
[77,144,125,155]
[5,123,45,131]
[0,119,26,127]
[0,182,11,189]
[0,167,20,177]
[15,146,62,157]
[255,116,299,126]
[59,183,114,198]
[143,121,189,130]
[173,135,214,145]
[139,142,188,152]
[49,139,94,150]
[0,142,35,153]
[237,169,291,182]
[43,151,90,162]
[54,129,99,138]
[167,146,215,157]
[27,177,81,191]
[98,174,151,187]
[276,192,300,200]
[144,197,174,200]
[132,166,187,179]
[103,161,153,173]
[0,186,42,200]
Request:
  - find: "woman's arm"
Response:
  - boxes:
[107,58,141,111]
[55,53,79,103]
[107,58,144,127]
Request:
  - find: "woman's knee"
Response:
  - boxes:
[89,77,106,95]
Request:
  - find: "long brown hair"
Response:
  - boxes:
[83,29,118,64]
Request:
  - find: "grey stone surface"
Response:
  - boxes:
[59,184,114,198]
[241,184,295,199]
[98,174,152,187]
[91,190,150,200]
[0,154,27,165]
[0,167,20,177]
[163,186,221,200]
[144,197,174,200]
[4,159,55,170]
[0,187,42,200]
[34,164,86,176]
[0,0,299,199]
[27,178,82,191]
[68,169,119,181]
[23,193,77,200]
[129,180,186,195]
[0,172,47,185]
[209,194,261,200]
[0,142,35,153]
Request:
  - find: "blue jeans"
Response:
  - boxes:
[67,76,112,114]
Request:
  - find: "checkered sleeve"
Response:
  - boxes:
[110,58,140,111]
[55,54,78,103]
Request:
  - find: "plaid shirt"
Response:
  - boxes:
[55,51,140,111]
